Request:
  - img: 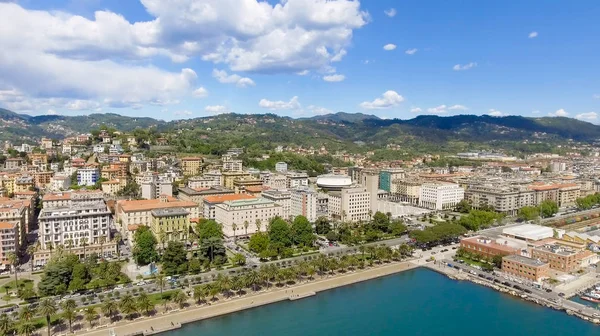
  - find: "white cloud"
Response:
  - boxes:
[528,31,538,38]
[47,109,57,115]
[192,87,208,98]
[549,108,569,117]
[410,107,422,113]
[0,0,368,113]
[212,69,255,88]
[384,8,397,17]
[448,104,468,111]
[383,44,397,51]
[259,96,301,110]
[174,110,192,116]
[453,62,477,71]
[575,112,597,121]
[488,109,504,117]
[405,48,418,55]
[427,105,447,114]
[307,105,332,115]
[323,74,345,82]
[359,91,404,110]
[205,105,229,114]
[296,70,309,76]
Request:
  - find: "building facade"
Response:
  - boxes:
[502,254,549,282]
[262,190,291,220]
[419,182,464,210]
[77,168,99,186]
[328,186,371,222]
[181,157,203,176]
[214,198,283,237]
[290,189,318,222]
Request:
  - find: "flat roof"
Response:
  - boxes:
[118,198,197,212]
[502,224,553,241]
[503,254,548,267]
[151,208,190,217]
[203,194,256,204]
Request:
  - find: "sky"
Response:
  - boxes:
[0,0,599,122]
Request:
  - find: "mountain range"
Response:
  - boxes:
[1,108,598,154]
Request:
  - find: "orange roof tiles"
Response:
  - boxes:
[42,192,71,201]
[528,183,579,191]
[245,186,268,193]
[203,194,256,204]
[127,224,141,231]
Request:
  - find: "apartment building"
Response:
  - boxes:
[5,158,24,170]
[392,179,422,205]
[222,171,251,189]
[141,179,173,200]
[262,189,291,220]
[275,162,288,172]
[187,175,221,189]
[529,183,580,208]
[150,208,191,243]
[233,178,263,194]
[0,199,27,248]
[328,186,371,222]
[202,194,256,220]
[34,171,54,188]
[181,157,203,176]
[222,158,243,172]
[286,172,309,189]
[379,168,405,193]
[102,180,126,196]
[77,168,99,186]
[14,175,34,193]
[264,174,287,190]
[177,186,234,206]
[460,236,519,258]
[530,244,590,272]
[465,185,535,215]
[36,194,115,265]
[290,188,318,222]
[116,197,199,236]
[502,255,549,282]
[419,182,464,210]
[0,221,18,269]
[214,198,283,237]
[49,174,71,191]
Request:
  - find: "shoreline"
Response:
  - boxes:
[78,261,419,336]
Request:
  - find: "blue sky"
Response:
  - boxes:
[0,0,599,122]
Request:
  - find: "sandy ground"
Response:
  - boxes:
[77,261,418,336]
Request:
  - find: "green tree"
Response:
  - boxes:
[291,215,315,247]
[201,236,225,263]
[0,314,14,336]
[84,307,98,328]
[62,299,78,333]
[248,232,270,254]
[314,217,331,235]
[518,206,540,221]
[195,219,223,242]
[371,211,390,232]
[132,226,158,265]
[119,294,137,319]
[389,220,407,236]
[231,253,246,266]
[539,200,559,218]
[18,321,35,336]
[161,241,188,275]
[455,200,472,213]
[7,252,19,295]
[172,290,188,309]
[137,292,154,316]
[268,218,292,253]
[38,298,58,336]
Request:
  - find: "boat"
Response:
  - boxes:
[581,295,600,303]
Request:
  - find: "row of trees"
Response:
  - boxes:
[317,212,407,246]
[575,193,600,210]
[409,222,467,245]
[518,200,559,221]
[249,216,315,259]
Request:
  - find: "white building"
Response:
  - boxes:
[291,188,318,222]
[214,198,283,237]
[49,174,71,191]
[262,189,291,220]
[141,179,173,200]
[77,168,99,186]
[36,192,115,265]
[328,186,371,222]
[286,172,309,189]
[275,162,288,172]
[187,176,221,189]
[265,174,287,190]
[93,144,106,153]
[222,158,243,172]
[419,182,464,210]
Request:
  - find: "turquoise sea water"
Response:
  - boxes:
[165,268,598,336]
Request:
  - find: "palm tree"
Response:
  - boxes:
[65,239,74,252]
[208,284,220,302]
[232,223,238,242]
[62,299,78,333]
[245,270,260,292]
[18,321,35,336]
[99,236,106,259]
[84,307,98,328]
[172,290,188,309]
[0,314,14,336]
[216,274,232,298]
[158,230,166,254]
[119,294,137,319]
[243,220,249,235]
[18,305,34,323]
[38,298,58,336]
[80,237,89,258]
[137,292,154,316]
[193,286,207,305]
[255,219,262,232]
[155,274,166,299]
[101,299,118,323]
[26,245,37,272]
[7,252,18,294]
[202,236,221,262]
[113,233,122,257]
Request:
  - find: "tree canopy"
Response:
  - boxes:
[133,226,158,265]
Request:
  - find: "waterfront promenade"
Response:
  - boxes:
[79,261,419,336]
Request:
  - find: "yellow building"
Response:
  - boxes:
[0,175,16,195]
[222,171,251,189]
[150,208,191,243]
[181,157,204,176]
[14,176,34,193]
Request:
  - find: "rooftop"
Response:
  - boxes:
[502,224,554,241]
[118,198,197,212]
[151,207,190,217]
[203,194,256,204]
[503,254,548,267]
[220,198,277,208]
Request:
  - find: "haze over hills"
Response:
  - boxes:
[1,109,599,151]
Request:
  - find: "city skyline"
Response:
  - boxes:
[0,0,598,121]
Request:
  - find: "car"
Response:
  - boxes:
[545,289,552,293]
[431,252,437,255]
[558,293,565,297]
[452,247,457,250]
